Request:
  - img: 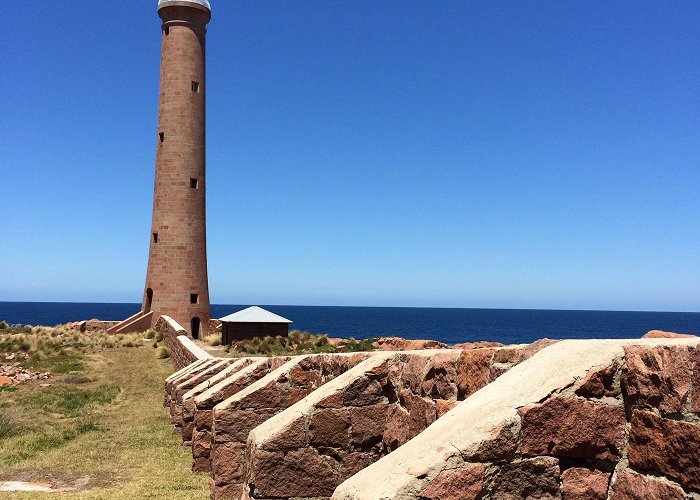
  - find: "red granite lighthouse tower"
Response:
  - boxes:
[111,0,212,337]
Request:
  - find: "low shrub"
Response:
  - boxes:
[338,338,378,352]
[203,334,222,347]
[154,331,164,342]
[143,330,156,340]
[156,347,170,359]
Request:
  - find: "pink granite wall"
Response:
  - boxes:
[189,357,292,474]
[209,353,372,499]
[240,347,527,500]
[413,343,700,500]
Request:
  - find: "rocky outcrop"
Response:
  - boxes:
[64,318,119,332]
[642,329,697,339]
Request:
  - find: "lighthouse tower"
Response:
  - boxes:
[111,0,212,337]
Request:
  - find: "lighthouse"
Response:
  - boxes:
[110,0,212,337]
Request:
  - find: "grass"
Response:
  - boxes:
[227,330,378,356]
[0,325,147,374]
[51,361,85,373]
[0,326,210,499]
[24,384,120,416]
[0,414,24,440]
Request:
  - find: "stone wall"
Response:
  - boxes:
[334,338,700,500]
[186,357,293,474]
[241,347,524,500]
[167,358,236,434]
[179,358,260,442]
[155,315,212,370]
[160,336,699,500]
[209,353,373,499]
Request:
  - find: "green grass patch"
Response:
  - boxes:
[51,361,85,373]
[0,386,18,393]
[24,384,120,416]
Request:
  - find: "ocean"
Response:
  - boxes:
[0,302,698,345]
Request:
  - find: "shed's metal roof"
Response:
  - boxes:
[219,306,292,324]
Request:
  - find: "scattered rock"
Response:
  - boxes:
[452,341,504,349]
[642,330,697,339]
[0,361,51,386]
[63,319,116,333]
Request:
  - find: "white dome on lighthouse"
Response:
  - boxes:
[157,0,211,12]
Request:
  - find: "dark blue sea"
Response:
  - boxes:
[1,302,698,345]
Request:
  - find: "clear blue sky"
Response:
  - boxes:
[1,1,698,311]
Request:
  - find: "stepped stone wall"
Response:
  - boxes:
[168,358,236,435]
[179,358,260,442]
[158,316,698,500]
[240,345,533,500]
[209,352,373,498]
[190,357,293,474]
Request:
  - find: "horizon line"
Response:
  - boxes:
[0,300,698,316]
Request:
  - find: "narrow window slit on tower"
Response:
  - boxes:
[191,81,200,93]
[152,232,158,243]
[159,132,165,143]
[190,293,199,305]
[190,178,198,189]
